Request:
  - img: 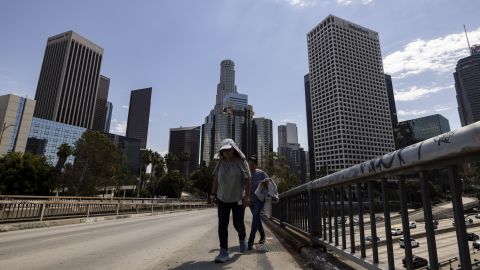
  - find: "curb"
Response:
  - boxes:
[261,215,350,270]
[0,208,210,233]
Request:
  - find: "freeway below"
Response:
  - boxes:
[0,209,301,270]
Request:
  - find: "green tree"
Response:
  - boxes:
[263,152,300,193]
[69,130,127,196]
[55,143,73,193]
[190,160,217,197]
[164,153,178,172]
[155,170,183,198]
[0,152,54,195]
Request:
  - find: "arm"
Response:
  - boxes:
[211,175,218,205]
[243,176,251,208]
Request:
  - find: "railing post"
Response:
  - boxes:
[322,191,327,241]
[151,203,154,213]
[399,178,413,270]
[328,189,333,243]
[340,186,346,250]
[307,188,315,243]
[116,202,120,216]
[448,165,472,270]
[333,188,339,246]
[86,204,91,218]
[280,197,286,228]
[39,203,46,221]
[419,171,439,270]
[368,181,378,264]
[357,183,366,258]
[348,185,355,253]
[381,179,395,270]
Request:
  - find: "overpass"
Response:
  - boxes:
[3,122,480,269]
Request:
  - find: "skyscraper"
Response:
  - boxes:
[105,101,113,133]
[92,75,110,132]
[201,60,255,162]
[454,45,480,126]
[34,31,103,129]
[385,74,400,149]
[126,88,152,149]
[0,94,36,155]
[168,126,201,175]
[252,117,273,167]
[307,15,395,173]
[396,114,451,148]
[304,73,316,180]
[277,123,306,182]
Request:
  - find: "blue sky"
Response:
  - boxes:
[0,0,478,154]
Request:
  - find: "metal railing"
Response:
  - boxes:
[0,196,212,223]
[270,122,480,270]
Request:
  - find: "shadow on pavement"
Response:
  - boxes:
[166,253,241,270]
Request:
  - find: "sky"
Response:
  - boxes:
[0,0,478,155]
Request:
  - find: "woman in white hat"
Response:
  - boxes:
[210,138,251,263]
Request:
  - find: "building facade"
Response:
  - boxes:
[454,45,480,126]
[201,60,255,162]
[385,74,400,149]
[105,101,113,133]
[277,123,307,183]
[26,117,86,165]
[34,31,103,129]
[395,114,451,148]
[92,75,110,132]
[168,126,201,175]
[307,15,395,174]
[0,94,36,155]
[103,133,141,177]
[304,73,316,180]
[252,117,273,168]
[126,87,152,149]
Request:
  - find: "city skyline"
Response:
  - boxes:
[0,1,478,155]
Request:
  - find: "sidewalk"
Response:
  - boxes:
[159,209,303,270]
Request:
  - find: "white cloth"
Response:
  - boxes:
[254,178,279,203]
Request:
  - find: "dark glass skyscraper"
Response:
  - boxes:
[126,88,152,149]
[454,45,480,126]
[168,126,201,176]
[396,114,451,148]
[385,74,400,149]
[92,75,110,132]
[34,31,103,129]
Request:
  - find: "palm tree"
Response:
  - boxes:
[56,143,73,194]
[56,143,73,172]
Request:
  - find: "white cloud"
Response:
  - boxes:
[397,109,428,117]
[282,0,318,7]
[336,0,373,5]
[384,27,480,78]
[394,85,453,102]
[121,105,129,109]
[433,104,451,112]
[110,119,127,136]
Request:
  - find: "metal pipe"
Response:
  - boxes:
[381,179,395,270]
[368,181,378,264]
[448,165,472,270]
[357,183,366,258]
[419,171,439,270]
[399,178,413,269]
[348,185,355,253]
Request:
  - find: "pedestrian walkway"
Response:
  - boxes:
[160,209,302,270]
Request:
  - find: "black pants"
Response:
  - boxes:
[217,199,246,250]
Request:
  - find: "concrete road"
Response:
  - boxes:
[0,209,301,270]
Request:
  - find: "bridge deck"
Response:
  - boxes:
[0,208,301,270]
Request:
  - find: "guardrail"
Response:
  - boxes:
[0,197,212,223]
[270,122,480,270]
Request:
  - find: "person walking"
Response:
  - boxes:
[247,155,268,250]
[210,138,251,263]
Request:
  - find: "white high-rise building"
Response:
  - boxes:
[307,15,395,173]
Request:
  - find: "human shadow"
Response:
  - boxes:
[166,246,263,270]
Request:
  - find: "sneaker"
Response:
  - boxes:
[248,241,254,250]
[239,241,247,253]
[214,249,230,263]
[259,237,266,244]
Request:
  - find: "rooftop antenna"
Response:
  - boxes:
[464,24,472,55]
